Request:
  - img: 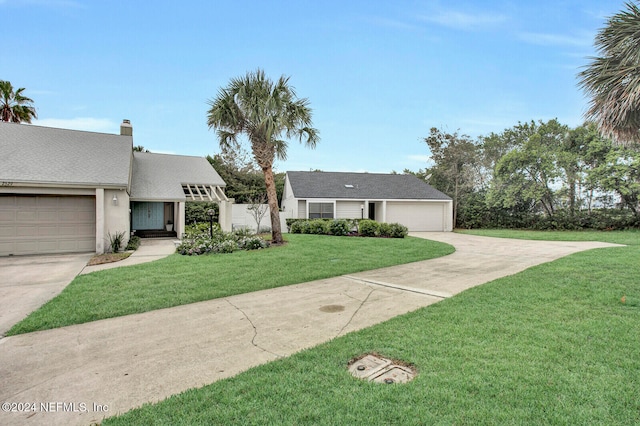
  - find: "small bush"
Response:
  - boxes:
[213,239,238,254]
[238,236,270,250]
[379,222,392,237]
[299,221,313,234]
[232,227,254,240]
[359,219,380,237]
[125,235,141,251]
[387,223,408,238]
[309,219,330,235]
[258,226,272,234]
[107,230,126,253]
[329,219,350,236]
[185,222,223,239]
[289,221,304,234]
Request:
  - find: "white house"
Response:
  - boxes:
[0,120,231,256]
[281,171,453,232]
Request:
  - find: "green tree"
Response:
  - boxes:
[422,128,479,226]
[578,2,640,145]
[206,69,319,244]
[588,146,640,220]
[0,80,37,123]
[488,120,568,218]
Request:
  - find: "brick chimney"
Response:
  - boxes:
[120,119,133,136]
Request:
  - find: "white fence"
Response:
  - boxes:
[231,204,287,232]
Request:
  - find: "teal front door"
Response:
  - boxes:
[132,202,164,230]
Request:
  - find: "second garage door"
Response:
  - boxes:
[386,202,446,232]
[0,195,96,256]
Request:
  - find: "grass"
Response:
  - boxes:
[457,228,640,245]
[7,234,453,335]
[104,231,640,425]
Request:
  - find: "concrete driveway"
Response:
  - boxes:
[0,233,622,426]
[0,253,93,336]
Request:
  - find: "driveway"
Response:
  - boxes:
[0,233,621,426]
[0,253,93,336]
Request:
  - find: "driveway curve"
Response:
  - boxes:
[0,233,621,426]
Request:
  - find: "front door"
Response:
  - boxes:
[368,202,376,220]
[132,202,164,230]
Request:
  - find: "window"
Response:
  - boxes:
[308,202,334,219]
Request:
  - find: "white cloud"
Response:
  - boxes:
[420,10,507,31]
[34,117,117,133]
[518,32,592,47]
[367,17,421,32]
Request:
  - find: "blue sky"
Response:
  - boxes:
[1,0,624,173]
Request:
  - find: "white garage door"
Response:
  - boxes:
[0,195,96,256]
[386,202,446,231]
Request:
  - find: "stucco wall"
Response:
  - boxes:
[103,189,130,250]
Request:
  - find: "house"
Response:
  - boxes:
[281,171,453,232]
[0,120,231,256]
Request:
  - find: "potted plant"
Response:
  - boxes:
[166,220,173,231]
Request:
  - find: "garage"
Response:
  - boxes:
[0,195,95,256]
[386,201,448,232]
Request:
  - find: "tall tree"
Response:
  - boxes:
[578,2,640,146]
[422,128,479,226]
[207,69,319,244]
[0,80,37,123]
[488,120,568,218]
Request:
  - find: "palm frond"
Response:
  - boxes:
[578,2,640,145]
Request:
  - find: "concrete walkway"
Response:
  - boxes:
[0,233,621,426]
[0,253,93,336]
[0,239,178,336]
[80,238,178,275]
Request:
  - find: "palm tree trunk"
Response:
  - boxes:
[262,166,283,244]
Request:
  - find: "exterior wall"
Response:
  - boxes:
[218,200,233,232]
[102,189,130,252]
[336,200,365,219]
[280,177,298,218]
[231,204,286,232]
[297,200,306,219]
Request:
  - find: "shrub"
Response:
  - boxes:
[289,221,304,234]
[125,235,141,251]
[359,219,380,237]
[299,221,313,234]
[107,231,126,253]
[329,219,350,236]
[379,222,392,237]
[185,201,218,225]
[286,218,307,232]
[309,219,330,235]
[232,227,254,240]
[185,222,223,239]
[238,236,270,250]
[257,226,272,234]
[178,227,269,256]
[213,239,238,254]
[387,223,408,238]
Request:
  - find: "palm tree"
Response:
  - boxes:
[0,80,37,123]
[207,69,319,244]
[578,2,640,146]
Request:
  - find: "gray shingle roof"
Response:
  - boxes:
[0,122,132,187]
[286,171,452,200]
[130,152,225,201]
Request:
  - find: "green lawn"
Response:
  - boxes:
[104,231,640,425]
[457,228,639,245]
[7,234,453,335]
